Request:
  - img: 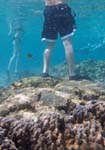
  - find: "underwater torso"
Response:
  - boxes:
[45,0,68,6]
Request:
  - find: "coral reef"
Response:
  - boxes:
[0,100,105,150]
[51,60,105,82]
[0,77,105,149]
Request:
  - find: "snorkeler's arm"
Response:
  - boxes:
[8,22,13,36]
[33,10,43,16]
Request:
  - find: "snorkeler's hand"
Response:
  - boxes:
[8,30,12,36]
[8,23,13,36]
[71,9,76,17]
[33,10,43,16]
[73,24,77,29]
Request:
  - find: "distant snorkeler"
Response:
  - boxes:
[42,0,80,80]
[7,22,24,80]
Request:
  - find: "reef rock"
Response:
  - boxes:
[51,60,105,82]
[0,76,105,150]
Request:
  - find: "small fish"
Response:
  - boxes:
[27,53,34,60]
[26,53,40,64]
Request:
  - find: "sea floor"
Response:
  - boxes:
[0,76,105,149]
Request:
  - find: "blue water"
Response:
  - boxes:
[0,0,105,87]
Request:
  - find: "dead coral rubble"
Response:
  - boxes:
[0,100,105,150]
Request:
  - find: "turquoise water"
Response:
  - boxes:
[0,0,105,87]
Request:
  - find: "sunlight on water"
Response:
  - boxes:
[0,0,105,87]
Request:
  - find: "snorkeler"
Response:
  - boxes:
[7,22,24,75]
[42,0,77,79]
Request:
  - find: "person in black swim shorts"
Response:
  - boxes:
[42,0,77,80]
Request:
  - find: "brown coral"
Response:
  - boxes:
[0,101,105,150]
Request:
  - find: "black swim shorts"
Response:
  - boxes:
[42,4,76,42]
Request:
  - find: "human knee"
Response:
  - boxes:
[63,38,73,48]
[44,48,51,55]
[13,30,23,43]
[63,39,70,44]
[65,45,74,56]
[66,48,74,56]
[11,54,16,60]
[63,39,73,54]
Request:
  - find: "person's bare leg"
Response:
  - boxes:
[43,41,56,75]
[13,38,21,73]
[7,30,22,81]
[62,37,75,77]
[8,30,22,72]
